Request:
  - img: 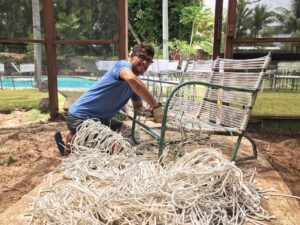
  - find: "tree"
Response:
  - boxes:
[251,4,274,38]
[32,0,42,89]
[275,0,300,36]
[236,0,253,37]
[180,3,214,46]
[128,0,198,50]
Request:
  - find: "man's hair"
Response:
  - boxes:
[132,44,155,58]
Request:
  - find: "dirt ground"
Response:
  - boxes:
[0,110,299,214]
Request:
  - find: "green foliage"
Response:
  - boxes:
[236,0,253,37]
[27,109,50,122]
[197,41,213,55]
[179,2,214,55]
[274,0,300,36]
[128,0,162,46]
[26,44,34,60]
[7,153,16,165]
[56,13,85,40]
[169,39,196,59]
[128,0,198,49]
[0,1,32,38]
[252,4,275,37]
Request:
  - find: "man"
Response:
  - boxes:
[55,44,162,155]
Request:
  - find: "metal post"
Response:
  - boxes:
[43,0,59,117]
[119,0,128,59]
[224,0,237,59]
[213,0,223,60]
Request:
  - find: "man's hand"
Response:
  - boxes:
[152,103,163,123]
[135,106,152,117]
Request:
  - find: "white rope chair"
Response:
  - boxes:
[129,53,271,162]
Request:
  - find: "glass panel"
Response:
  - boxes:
[236,0,299,38]
[54,0,119,40]
[56,44,119,80]
[0,43,46,89]
[0,0,44,39]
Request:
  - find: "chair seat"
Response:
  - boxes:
[167,114,240,134]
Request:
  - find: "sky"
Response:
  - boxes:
[203,0,292,13]
[203,0,228,12]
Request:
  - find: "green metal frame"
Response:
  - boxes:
[128,80,259,162]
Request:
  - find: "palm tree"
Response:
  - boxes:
[251,4,274,38]
[275,0,300,36]
[236,0,253,37]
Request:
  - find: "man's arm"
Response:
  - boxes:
[120,68,159,108]
[132,100,143,110]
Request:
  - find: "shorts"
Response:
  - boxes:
[66,113,123,135]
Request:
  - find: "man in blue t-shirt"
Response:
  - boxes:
[61,44,162,154]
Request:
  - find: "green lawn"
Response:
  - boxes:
[0,89,49,109]
[252,92,300,116]
[0,89,66,121]
[0,89,299,117]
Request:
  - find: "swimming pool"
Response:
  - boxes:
[0,76,97,88]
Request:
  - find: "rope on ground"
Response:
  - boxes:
[28,119,275,225]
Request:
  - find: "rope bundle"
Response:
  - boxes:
[28,120,273,225]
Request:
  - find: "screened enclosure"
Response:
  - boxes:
[0,0,127,116]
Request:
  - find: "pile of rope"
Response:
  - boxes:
[28,120,273,225]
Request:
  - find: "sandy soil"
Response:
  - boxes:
[251,132,300,200]
[0,111,68,213]
[0,110,299,214]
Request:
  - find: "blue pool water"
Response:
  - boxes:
[0,76,97,88]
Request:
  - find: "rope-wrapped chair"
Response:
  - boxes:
[129,53,271,162]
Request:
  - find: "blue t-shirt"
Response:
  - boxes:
[69,60,141,120]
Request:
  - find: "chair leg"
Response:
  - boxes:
[131,112,140,145]
[158,117,168,164]
[231,133,257,162]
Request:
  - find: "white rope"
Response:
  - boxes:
[27,121,277,224]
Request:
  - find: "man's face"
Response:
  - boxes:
[131,51,154,75]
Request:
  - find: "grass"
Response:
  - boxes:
[252,92,300,116]
[1,89,299,118]
[0,88,66,122]
[0,89,48,109]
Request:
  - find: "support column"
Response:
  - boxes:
[43,0,58,117]
[119,0,128,59]
[213,0,223,60]
[224,0,237,59]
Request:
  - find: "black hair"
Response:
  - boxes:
[132,44,155,58]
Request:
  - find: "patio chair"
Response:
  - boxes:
[141,59,182,102]
[11,63,35,87]
[183,59,214,81]
[128,53,271,162]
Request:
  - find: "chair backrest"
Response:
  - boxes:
[20,64,34,73]
[180,60,187,72]
[168,60,179,70]
[0,64,4,73]
[169,53,271,132]
[148,59,169,72]
[200,53,271,131]
[183,60,214,81]
[95,60,116,71]
[11,63,20,73]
